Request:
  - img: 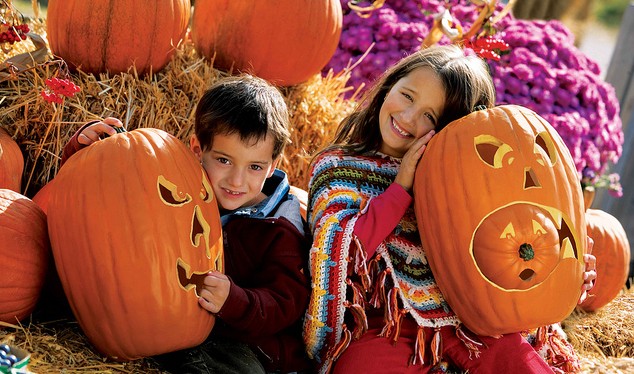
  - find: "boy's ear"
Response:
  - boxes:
[190,135,203,162]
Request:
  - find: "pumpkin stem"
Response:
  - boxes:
[519,243,534,261]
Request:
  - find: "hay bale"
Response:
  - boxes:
[564,288,634,359]
[1,20,355,197]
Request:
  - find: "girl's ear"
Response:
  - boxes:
[190,135,203,162]
[268,157,281,178]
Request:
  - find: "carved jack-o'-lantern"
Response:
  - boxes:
[47,128,223,360]
[414,105,586,337]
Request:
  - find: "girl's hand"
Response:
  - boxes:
[578,237,597,305]
[394,130,435,192]
[198,271,231,314]
[78,117,124,145]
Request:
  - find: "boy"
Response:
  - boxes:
[61,75,313,374]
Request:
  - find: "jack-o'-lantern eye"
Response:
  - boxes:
[474,135,514,168]
[158,175,192,206]
[534,131,557,167]
[200,171,214,203]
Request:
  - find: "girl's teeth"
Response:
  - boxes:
[393,120,409,136]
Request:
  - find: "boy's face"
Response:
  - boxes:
[191,132,279,211]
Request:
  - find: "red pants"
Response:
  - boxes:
[332,315,554,374]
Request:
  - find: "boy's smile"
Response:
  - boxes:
[194,132,279,212]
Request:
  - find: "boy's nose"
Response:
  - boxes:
[227,169,245,187]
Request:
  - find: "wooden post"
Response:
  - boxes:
[593,3,634,281]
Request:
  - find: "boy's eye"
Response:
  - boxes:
[216,157,230,165]
[250,165,263,171]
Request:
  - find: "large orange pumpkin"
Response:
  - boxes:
[0,128,24,192]
[579,209,630,312]
[46,0,191,75]
[414,105,587,337]
[191,0,343,86]
[47,128,223,360]
[0,189,49,324]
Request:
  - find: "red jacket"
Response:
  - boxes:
[218,216,312,372]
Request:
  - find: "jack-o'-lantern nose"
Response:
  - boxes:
[524,167,541,189]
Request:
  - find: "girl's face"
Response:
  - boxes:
[191,132,278,211]
[378,66,446,158]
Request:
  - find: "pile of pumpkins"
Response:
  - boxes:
[45,0,343,86]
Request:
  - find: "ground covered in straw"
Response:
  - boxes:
[2,16,633,374]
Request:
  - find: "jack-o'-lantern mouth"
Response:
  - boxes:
[177,258,211,297]
[472,202,579,290]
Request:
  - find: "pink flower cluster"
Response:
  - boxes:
[324,0,623,192]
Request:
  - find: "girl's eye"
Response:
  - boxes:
[425,112,438,126]
[402,92,413,102]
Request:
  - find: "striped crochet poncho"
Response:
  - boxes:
[302,149,459,373]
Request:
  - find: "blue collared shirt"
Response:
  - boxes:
[220,169,304,235]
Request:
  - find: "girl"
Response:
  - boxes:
[302,44,596,374]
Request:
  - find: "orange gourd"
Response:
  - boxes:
[191,0,343,86]
[414,105,587,337]
[0,128,24,192]
[46,0,191,75]
[0,189,49,324]
[47,128,223,360]
[579,209,630,312]
[32,179,56,215]
[289,185,308,220]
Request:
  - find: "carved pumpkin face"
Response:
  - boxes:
[414,105,586,336]
[48,128,223,360]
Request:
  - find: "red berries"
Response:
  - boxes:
[464,36,510,61]
[40,77,81,104]
[0,23,29,44]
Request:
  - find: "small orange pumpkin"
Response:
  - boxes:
[414,105,586,336]
[289,185,308,220]
[0,128,24,192]
[579,209,630,312]
[32,179,56,215]
[46,0,191,75]
[47,128,223,360]
[0,189,49,324]
[191,0,343,86]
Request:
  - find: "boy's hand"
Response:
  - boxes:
[578,237,597,305]
[78,117,124,145]
[395,129,435,192]
[198,271,230,314]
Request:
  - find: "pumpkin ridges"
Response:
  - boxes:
[191,0,342,86]
[47,0,191,75]
[0,189,49,323]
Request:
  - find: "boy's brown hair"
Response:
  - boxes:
[194,74,291,159]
